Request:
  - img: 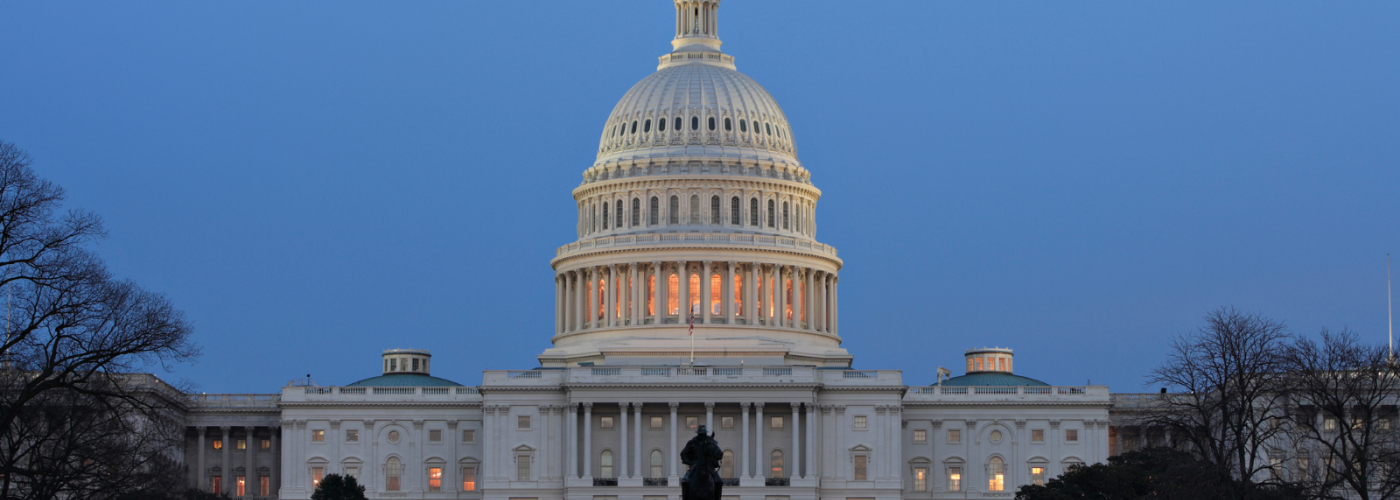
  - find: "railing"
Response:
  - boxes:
[713,368,742,376]
[188,394,281,408]
[340,387,367,395]
[592,367,621,376]
[843,371,877,379]
[763,367,792,376]
[305,387,333,395]
[509,371,542,379]
[372,387,415,395]
[765,478,789,486]
[1024,387,1051,395]
[1059,387,1086,395]
[977,387,1018,395]
[721,478,741,486]
[422,387,451,395]
[456,387,479,395]
[593,478,618,486]
[643,478,668,486]
[642,368,671,376]
[907,386,1104,397]
[678,368,707,376]
[556,232,839,259]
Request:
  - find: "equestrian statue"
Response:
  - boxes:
[680,425,724,500]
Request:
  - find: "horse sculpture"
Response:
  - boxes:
[680,425,724,500]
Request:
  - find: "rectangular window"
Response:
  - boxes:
[722,416,734,429]
[651,416,664,429]
[687,416,699,429]
[854,415,867,430]
[913,429,927,442]
[948,467,962,491]
[346,429,359,442]
[771,416,784,429]
[463,466,477,491]
[312,467,324,488]
[213,439,223,450]
[601,416,615,429]
[463,429,476,443]
[236,439,247,451]
[518,416,531,430]
[312,430,325,442]
[430,429,442,442]
[517,455,531,481]
[260,438,271,450]
[854,455,867,480]
[1032,429,1044,443]
[1298,458,1311,482]
[948,429,961,443]
[260,476,270,496]
[1066,429,1079,442]
[914,466,927,491]
[1031,466,1045,486]
[1324,418,1338,430]
[345,467,359,478]
[412,358,420,371]
[429,467,442,491]
[236,475,246,496]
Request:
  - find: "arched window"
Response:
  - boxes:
[667,273,679,315]
[602,203,609,229]
[632,198,641,227]
[650,197,659,225]
[710,196,720,225]
[750,198,759,226]
[674,117,682,131]
[724,118,732,131]
[770,450,784,478]
[643,119,651,133]
[708,117,716,131]
[765,122,772,135]
[740,119,747,133]
[598,279,606,320]
[631,121,638,134]
[600,450,614,479]
[386,457,403,491]
[691,116,699,130]
[733,274,743,317]
[689,273,701,314]
[730,197,740,226]
[659,117,667,132]
[669,196,680,224]
[987,457,1005,491]
[650,450,664,479]
[592,205,598,232]
[767,200,775,228]
[647,274,655,316]
[721,450,735,478]
[710,273,722,315]
[615,200,623,229]
[689,195,700,224]
[783,201,790,230]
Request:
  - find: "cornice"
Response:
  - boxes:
[277,402,484,409]
[563,383,822,390]
[552,241,842,269]
[901,401,1113,409]
[573,175,821,200]
[476,387,567,394]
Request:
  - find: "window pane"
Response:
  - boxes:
[914,467,927,491]
[914,429,926,442]
[771,450,784,478]
[949,467,961,491]
[721,450,734,478]
[429,430,442,442]
[463,429,476,442]
[949,429,961,443]
[853,455,866,480]
[429,467,442,491]
[601,416,614,429]
[518,416,531,429]
[854,415,867,430]
[518,455,530,481]
[463,466,477,491]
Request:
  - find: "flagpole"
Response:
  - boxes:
[689,303,696,365]
[1388,254,1394,361]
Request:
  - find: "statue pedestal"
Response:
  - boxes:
[740,476,766,487]
[619,476,643,487]
[790,476,819,488]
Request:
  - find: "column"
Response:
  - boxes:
[754,403,765,478]
[271,425,280,495]
[198,427,207,490]
[775,265,786,328]
[701,261,712,324]
[556,275,564,334]
[219,426,230,494]
[244,426,255,498]
[805,404,816,479]
[705,402,714,431]
[678,261,689,319]
[652,261,663,324]
[818,273,827,333]
[633,403,643,478]
[791,404,800,479]
[875,407,886,479]
[741,403,751,478]
[831,276,838,336]
[805,268,814,330]
[589,267,599,329]
[575,270,585,332]
[583,403,594,479]
[835,407,847,479]
[726,261,737,322]
[620,403,629,478]
[568,404,579,478]
[669,402,680,479]
[607,265,617,327]
[631,264,641,325]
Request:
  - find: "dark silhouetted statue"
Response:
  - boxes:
[680,425,723,500]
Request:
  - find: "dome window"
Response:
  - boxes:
[689,195,700,225]
[765,123,772,135]
[730,197,740,226]
[649,197,659,225]
[668,196,679,225]
[644,119,651,133]
[766,200,775,228]
[602,203,609,229]
[691,117,699,131]
[659,117,667,132]
[615,200,623,229]
[631,198,640,227]
[724,118,732,131]
[749,198,759,226]
[631,121,638,134]
[710,195,720,225]
[739,119,747,133]
[674,117,682,131]
[708,117,716,131]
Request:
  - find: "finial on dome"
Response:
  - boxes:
[672,0,722,53]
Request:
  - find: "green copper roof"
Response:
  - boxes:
[346,373,463,387]
[938,372,1049,387]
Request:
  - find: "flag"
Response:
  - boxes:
[688,304,695,335]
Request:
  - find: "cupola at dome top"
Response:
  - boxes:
[382,348,432,375]
[966,347,1014,374]
[671,0,723,54]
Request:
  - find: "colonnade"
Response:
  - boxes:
[564,402,817,482]
[192,425,280,497]
[555,262,837,336]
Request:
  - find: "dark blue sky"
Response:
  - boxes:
[2,1,1396,393]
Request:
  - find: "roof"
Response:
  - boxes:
[938,372,1050,387]
[345,373,463,387]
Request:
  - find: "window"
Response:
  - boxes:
[1298,458,1311,482]
[722,416,734,429]
[731,197,740,225]
[1032,429,1044,443]
[644,119,651,133]
[602,203,609,229]
[211,475,222,494]
[749,198,759,226]
[732,274,742,317]
[948,466,962,491]
[674,117,682,132]
[948,429,961,443]
[766,200,775,227]
[690,195,700,224]
[213,439,223,450]
[708,117,716,130]
[771,416,784,429]
[1324,417,1337,430]
[854,415,867,430]
[687,416,699,429]
[345,466,359,478]
[669,196,679,224]
[429,467,443,491]
[989,430,1003,443]
[429,429,442,442]
[312,430,324,442]
[782,201,789,229]
[1031,466,1045,486]
[518,416,531,430]
[651,450,664,478]
[517,455,531,481]
[724,117,732,131]
[1066,429,1079,442]
[390,358,397,372]
[913,466,927,491]
[740,119,748,133]
[659,116,667,132]
[462,466,477,491]
[386,458,402,491]
[601,450,615,478]
[632,198,640,227]
[692,116,699,130]
[313,466,326,488]
[771,450,784,478]
[237,475,246,496]
[650,197,659,225]
[631,121,638,134]
[765,122,772,135]
[463,429,476,443]
[346,429,358,442]
[668,273,679,315]
[601,416,615,429]
[237,439,247,451]
[853,454,866,480]
[650,416,664,429]
[615,200,624,229]
[412,358,419,371]
[260,476,270,496]
[913,429,927,442]
[988,457,1005,491]
[710,196,720,224]
[261,438,271,450]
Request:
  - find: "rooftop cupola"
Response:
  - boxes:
[672,0,723,53]
[965,347,1014,374]
[382,348,432,375]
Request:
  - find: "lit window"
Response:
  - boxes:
[211,475,222,494]
[687,416,699,429]
[386,458,402,491]
[988,457,1005,491]
[722,416,734,429]
[429,467,442,491]
[519,416,531,430]
[261,438,271,450]
[1032,429,1044,443]
[651,416,664,429]
[463,429,476,443]
[721,449,735,478]
[430,429,442,442]
[313,466,325,488]
[601,450,614,478]
[732,274,743,317]
[311,430,324,442]
[771,416,784,429]
[237,475,246,496]
[948,429,961,443]
[260,476,270,496]
[854,415,867,430]
[668,273,680,315]
[1066,429,1079,442]
[771,450,784,478]
[913,429,927,442]
[237,439,247,451]
[346,430,358,442]
[213,439,223,450]
[1031,466,1045,486]
[601,416,614,429]
[913,466,927,491]
[1270,457,1282,481]
[462,466,477,491]
[651,450,664,478]
[948,466,962,491]
[853,454,866,480]
[1325,418,1338,430]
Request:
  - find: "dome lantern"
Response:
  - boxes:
[382,348,432,375]
[965,347,1014,374]
[672,0,723,53]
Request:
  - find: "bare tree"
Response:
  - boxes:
[1146,307,1293,498]
[1280,329,1400,500]
[0,141,198,499]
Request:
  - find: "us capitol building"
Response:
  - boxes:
[180,2,1158,499]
